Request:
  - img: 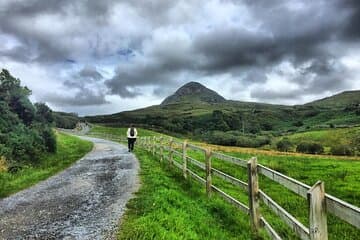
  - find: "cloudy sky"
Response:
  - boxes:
[1,0,360,116]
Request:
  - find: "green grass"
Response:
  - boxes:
[205,151,360,240]
[89,125,161,137]
[89,126,360,240]
[276,126,360,153]
[117,148,268,240]
[0,132,93,198]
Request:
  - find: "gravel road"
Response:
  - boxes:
[0,136,140,240]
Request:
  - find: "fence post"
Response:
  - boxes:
[182,140,188,179]
[248,157,260,232]
[169,137,174,166]
[308,181,328,240]
[205,149,212,197]
[159,136,164,162]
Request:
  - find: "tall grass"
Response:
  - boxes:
[117,148,268,240]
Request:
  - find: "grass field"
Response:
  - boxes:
[117,148,268,240]
[275,126,360,154]
[88,125,162,137]
[0,132,93,198]
[89,126,360,240]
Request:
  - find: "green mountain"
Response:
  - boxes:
[305,90,360,109]
[85,82,360,146]
[161,82,226,105]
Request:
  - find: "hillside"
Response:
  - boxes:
[306,90,360,109]
[85,82,360,148]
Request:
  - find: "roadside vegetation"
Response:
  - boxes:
[0,69,93,198]
[0,69,57,169]
[90,126,360,240]
[0,132,93,198]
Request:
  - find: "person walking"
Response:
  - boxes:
[127,124,137,152]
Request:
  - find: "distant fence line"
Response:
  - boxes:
[87,133,360,240]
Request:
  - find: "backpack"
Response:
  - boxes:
[130,127,135,137]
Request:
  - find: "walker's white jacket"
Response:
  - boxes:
[127,128,138,138]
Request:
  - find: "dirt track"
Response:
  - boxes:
[0,136,139,240]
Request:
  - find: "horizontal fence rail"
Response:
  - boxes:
[211,185,249,214]
[212,168,248,191]
[259,190,310,240]
[87,134,360,240]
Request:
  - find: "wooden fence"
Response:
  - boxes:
[86,133,360,240]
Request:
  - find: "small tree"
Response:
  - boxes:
[276,138,293,152]
[296,142,324,154]
[293,121,304,127]
[330,145,354,156]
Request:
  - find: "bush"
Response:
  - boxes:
[261,122,273,131]
[276,138,292,152]
[204,131,270,148]
[330,145,354,156]
[42,127,57,153]
[0,69,56,164]
[0,156,7,172]
[296,142,324,154]
[293,121,304,127]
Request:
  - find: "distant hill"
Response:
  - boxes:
[85,82,360,144]
[161,82,226,105]
[306,90,360,108]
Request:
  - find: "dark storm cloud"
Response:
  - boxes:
[63,66,103,88]
[0,45,33,62]
[45,66,109,106]
[44,89,108,107]
[0,0,118,63]
[105,63,176,98]
[1,0,360,111]
[79,66,103,81]
[341,0,360,38]
[104,0,360,100]
[194,0,348,72]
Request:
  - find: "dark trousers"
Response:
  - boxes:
[128,138,136,151]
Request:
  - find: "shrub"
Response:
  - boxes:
[296,142,324,154]
[0,156,7,172]
[0,69,56,164]
[204,131,270,148]
[276,138,293,152]
[42,127,57,153]
[261,122,273,131]
[330,145,354,156]
[293,121,304,127]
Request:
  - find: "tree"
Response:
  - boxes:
[35,103,54,123]
[0,69,57,165]
[330,145,354,156]
[211,110,230,131]
[276,138,293,152]
[293,120,304,127]
[296,142,324,154]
